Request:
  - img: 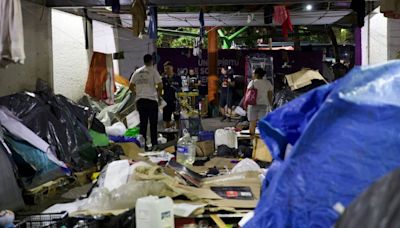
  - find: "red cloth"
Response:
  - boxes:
[273,5,293,39]
[85,52,115,101]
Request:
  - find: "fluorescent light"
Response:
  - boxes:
[306,4,313,11]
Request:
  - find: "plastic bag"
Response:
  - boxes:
[231,158,261,174]
[336,169,400,228]
[105,122,127,136]
[215,128,237,149]
[0,92,96,170]
[244,87,257,108]
[81,181,166,211]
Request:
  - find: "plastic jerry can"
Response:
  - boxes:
[135,196,174,228]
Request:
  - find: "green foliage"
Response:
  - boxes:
[157,28,208,48]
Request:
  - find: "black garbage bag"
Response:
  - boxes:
[97,144,125,169]
[272,87,298,109]
[335,169,400,228]
[52,95,105,133]
[0,93,70,161]
[216,145,238,157]
[0,93,96,171]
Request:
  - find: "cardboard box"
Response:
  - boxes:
[252,137,273,162]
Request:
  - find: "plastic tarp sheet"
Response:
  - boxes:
[247,61,400,227]
[0,92,97,170]
[336,168,400,228]
[0,106,66,168]
[5,134,66,189]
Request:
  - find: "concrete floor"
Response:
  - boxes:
[201,117,238,131]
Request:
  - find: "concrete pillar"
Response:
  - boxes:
[207,28,218,104]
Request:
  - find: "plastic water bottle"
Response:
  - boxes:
[136,134,145,148]
[177,129,195,166]
[189,136,198,164]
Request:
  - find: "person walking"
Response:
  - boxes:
[247,68,273,137]
[129,54,163,150]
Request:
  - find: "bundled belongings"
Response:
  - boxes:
[272,69,327,109]
[0,89,104,171]
[247,61,400,227]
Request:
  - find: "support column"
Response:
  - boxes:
[354,27,362,66]
[207,28,218,105]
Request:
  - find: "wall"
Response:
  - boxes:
[388,19,400,60]
[362,7,388,65]
[52,9,91,101]
[0,1,52,96]
[115,29,155,79]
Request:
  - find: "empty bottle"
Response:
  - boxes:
[136,134,145,148]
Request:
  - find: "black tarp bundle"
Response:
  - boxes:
[336,169,400,228]
[0,92,104,171]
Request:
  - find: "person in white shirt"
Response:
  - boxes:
[247,68,273,137]
[129,54,163,149]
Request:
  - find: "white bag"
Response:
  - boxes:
[231,158,261,174]
[105,122,127,136]
[215,128,238,149]
[126,110,140,128]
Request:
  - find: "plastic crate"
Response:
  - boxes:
[179,117,203,137]
[15,212,67,228]
[15,212,99,228]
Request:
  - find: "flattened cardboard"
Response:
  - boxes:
[252,137,273,162]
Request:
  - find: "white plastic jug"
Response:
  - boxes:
[135,196,174,228]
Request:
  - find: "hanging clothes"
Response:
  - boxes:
[148,6,158,40]
[0,0,25,68]
[273,5,293,39]
[131,0,146,37]
[381,0,400,19]
[85,52,115,103]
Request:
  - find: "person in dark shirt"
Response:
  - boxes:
[162,61,182,128]
[188,69,199,91]
[219,67,234,121]
[198,73,208,98]
[196,70,209,117]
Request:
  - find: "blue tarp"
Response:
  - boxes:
[246,61,400,228]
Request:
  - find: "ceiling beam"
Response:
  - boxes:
[45,0,377,8]
[46,0,130,7]
[148,0,378,6]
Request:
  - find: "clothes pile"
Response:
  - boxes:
[0,80,115,211]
